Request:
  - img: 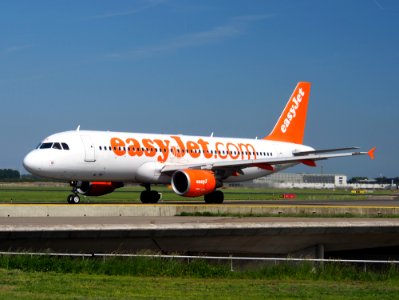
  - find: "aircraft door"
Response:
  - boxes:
[80,135,96,162]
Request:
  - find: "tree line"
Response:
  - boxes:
[0,169,48,181]
[0,169,20,180]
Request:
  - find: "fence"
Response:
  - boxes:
[1,251,399,272]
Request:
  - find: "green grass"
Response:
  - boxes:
[1,255,399,299]
[2,270,399,300]
[0,183,394,204]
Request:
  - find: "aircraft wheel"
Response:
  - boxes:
[67,194,74,204]
[72,194,81,204]
[140,191,161,204]
[67,194,80,204]
[204,190,224,204]
[140,191,149,204]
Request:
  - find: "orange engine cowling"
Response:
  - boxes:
[171,169,217,197]
[77,181,124,196]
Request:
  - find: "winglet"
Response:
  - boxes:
[264,82,311,144]
[368,147,376,160]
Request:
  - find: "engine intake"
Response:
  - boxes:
[171,169,216,197]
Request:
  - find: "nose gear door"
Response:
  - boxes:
[80,135,96,162]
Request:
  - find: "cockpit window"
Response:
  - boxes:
[52,143,62,150]
[37,142,70,150]
[40,143,53,149]
[61,143,70,150]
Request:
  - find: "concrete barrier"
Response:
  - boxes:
[0,203,399,217]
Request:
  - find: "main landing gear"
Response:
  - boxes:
[204,190,224,204]
[140,184,162,204]
[67,181,81,204]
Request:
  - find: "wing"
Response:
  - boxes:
[161,147,376,174]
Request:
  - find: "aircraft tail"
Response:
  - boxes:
[264,82,311,144]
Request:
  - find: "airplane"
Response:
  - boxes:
[23,82,375,204]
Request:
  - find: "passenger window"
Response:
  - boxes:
[52,143,62,150]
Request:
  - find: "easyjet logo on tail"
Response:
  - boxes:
[264,82,311,145]
[281,87,305,133]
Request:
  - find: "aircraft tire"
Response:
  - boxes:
[67,194,80,204]
[140,191,161,204]
[204,190,224,204]
[67,194,74,204]
[72,194,80,204]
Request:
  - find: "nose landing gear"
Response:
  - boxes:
[67,193,81,204]
[67,181,81,204]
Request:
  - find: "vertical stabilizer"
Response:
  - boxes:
[264,82,311,144]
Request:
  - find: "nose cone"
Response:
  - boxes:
[23,151,43,175]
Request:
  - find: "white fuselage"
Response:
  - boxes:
[23,130,314,184]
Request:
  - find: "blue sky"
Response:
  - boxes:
[1,0,398,178]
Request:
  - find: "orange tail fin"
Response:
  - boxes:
[264,82,311,144]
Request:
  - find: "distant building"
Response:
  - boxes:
[230,173,393,189]
[251,173,347,189]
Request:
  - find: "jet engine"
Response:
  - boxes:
[171,169,217,197]
[76,181,124,196]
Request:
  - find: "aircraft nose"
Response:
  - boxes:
[23,151,43,175]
